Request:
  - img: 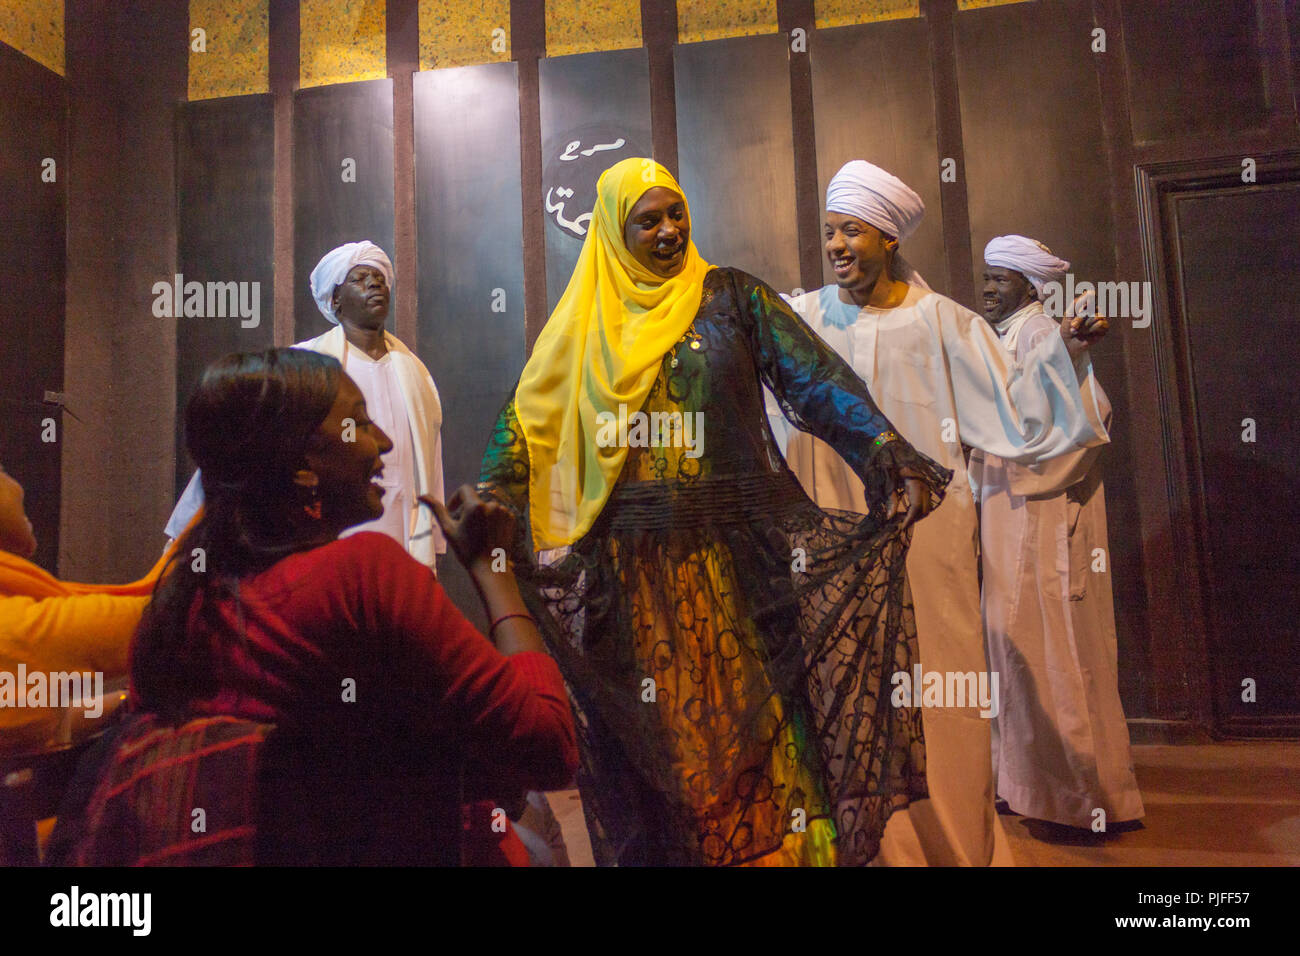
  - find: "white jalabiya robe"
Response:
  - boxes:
[768,284,1109,866]
[969,303,1143,828]
[332,343,420,550]
[165,326,446,567]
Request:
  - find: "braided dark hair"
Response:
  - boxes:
[132,348,341,720]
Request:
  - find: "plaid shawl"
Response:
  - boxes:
[69,714,271,866]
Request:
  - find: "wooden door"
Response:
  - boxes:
[1139,154,1300,735]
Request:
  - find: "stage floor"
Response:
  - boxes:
[544,740,1300,866]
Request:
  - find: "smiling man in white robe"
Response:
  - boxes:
[973,235,1144,830]
[767,161,1111,866]
[166,241,446,567]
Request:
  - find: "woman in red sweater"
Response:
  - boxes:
[72,348,577,865]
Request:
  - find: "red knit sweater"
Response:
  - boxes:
[129,532,578,865]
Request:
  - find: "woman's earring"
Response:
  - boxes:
[304,488,323,521]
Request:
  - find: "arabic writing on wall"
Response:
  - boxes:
[538,128,644,243]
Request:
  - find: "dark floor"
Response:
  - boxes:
[546,741,1300,866]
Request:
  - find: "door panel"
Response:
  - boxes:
[1171,180,1300,729]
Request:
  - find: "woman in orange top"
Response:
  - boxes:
[0,462,172,755]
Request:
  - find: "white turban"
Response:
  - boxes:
[826,160,926,242]
[983,234,1070,297]
[309,240,394,324]
[825,160,929,289]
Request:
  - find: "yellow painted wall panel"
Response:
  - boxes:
[300,0,387,89]
[957,0,1035,10]
[188,0,269,100]
[546,0,641,58]
[677,0,778,44]
[419,0,511,69]
[815,0,919,29]
[0,0,63,75]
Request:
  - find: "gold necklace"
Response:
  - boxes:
[669,329,702,368]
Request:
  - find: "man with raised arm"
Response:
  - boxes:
[768,162,1110,865]
[973,235,1143,832]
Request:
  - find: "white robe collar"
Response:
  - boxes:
[994,301,1046,356]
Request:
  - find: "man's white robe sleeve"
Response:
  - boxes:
[939,301,1109,465]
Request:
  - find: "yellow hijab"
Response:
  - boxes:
[516,158,712,548]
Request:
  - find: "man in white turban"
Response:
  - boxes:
[308,239,397,323]
[166,240,445,568]
[767,161,1111,865]
[983,234,1069,298]
[973,236,1144,830]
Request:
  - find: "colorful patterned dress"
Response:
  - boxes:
[480,267,950,865]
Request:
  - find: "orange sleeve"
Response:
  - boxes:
[0,591,147,753]
[0,592,147,676]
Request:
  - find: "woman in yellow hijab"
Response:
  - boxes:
[480,158,950,866]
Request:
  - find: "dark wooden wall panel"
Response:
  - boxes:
[809,19,946,296]
[293,79,396,343]
[175,95,276,496]
[270,0,298,347]
[1121,0,1270,145]
[388,0,420,346]
[956,0,1115,292]
[674,35,800,292]
[954,0,1148,712]
[778,0,822,290]
[1173,183,1300,726]
[1290,0,1300,120]
[0,42,65,573]
[60,0,187,582]
[414,63,525,624]
[513,0,548,348]
[539,48,652,313]
[642,0,680,175]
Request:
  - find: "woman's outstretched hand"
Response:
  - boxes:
[420,484,515,572]
[420,486,543,657]
[896,470,935,530]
